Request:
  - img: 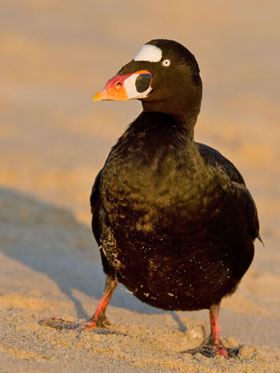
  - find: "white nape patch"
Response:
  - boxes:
[134,44,162,62]
[124,73,152,100]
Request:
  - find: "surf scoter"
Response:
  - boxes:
[45,39,261,358]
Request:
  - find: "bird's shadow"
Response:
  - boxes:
[0,186,186,330]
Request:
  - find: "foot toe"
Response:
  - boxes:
[40,317,79,330]
[183,343,238,359]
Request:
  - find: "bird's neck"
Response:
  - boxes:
[141,102,200,141]
[120,111,198,158]
[139,110,198,141]
[109,110,204,181]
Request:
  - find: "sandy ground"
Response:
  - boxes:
[1,1,280,372]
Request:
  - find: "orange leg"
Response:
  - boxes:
[184,303,236,358]
[42,275,118,331]
[80,275,118,330]
[208,303,229,358]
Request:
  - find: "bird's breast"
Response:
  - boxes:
[101,148,222,241]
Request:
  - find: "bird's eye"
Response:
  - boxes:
[162,59,171,67]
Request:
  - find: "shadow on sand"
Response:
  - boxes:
[0,186,185,324]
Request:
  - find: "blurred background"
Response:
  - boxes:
[0,1,280,364]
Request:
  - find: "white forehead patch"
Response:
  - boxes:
[133,44,162,62]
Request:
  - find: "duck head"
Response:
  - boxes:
[93,39,202,121]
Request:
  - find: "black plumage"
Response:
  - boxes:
[44,39,260,358]
[89,40,260,357]
[92,112,257,311]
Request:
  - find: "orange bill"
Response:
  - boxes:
[92,70,152,101]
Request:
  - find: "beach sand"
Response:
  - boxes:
[0,1,279,371]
